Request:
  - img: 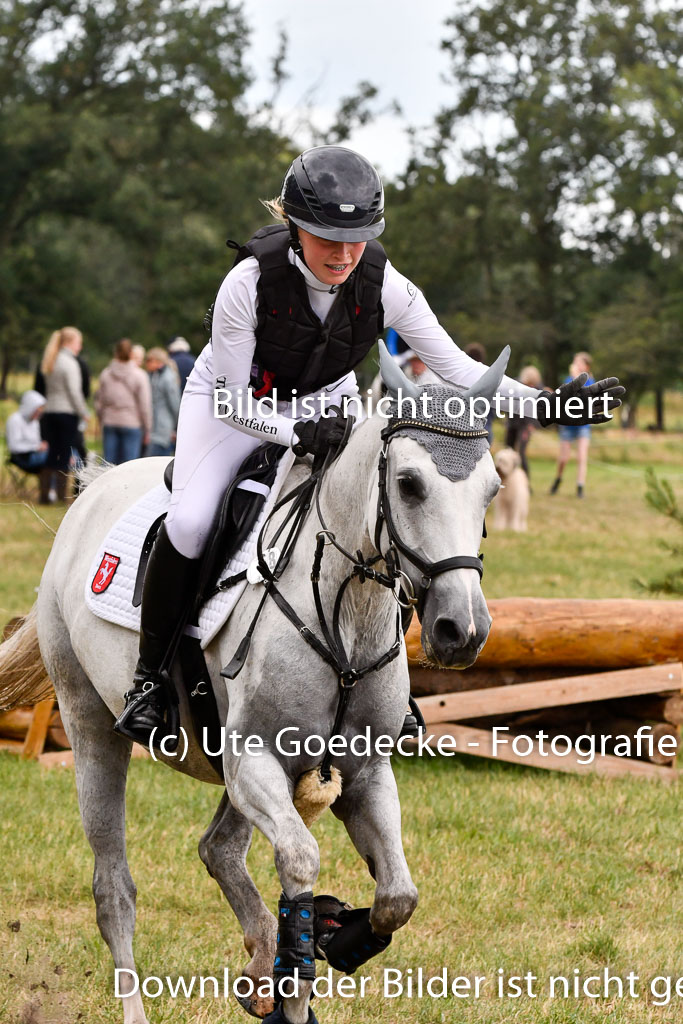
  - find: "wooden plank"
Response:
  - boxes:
[21,698,55,760]
[0,738,25,753]
[417,663,683,724]
[417,723,678,782]
[406,598,683,669]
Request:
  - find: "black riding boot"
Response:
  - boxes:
[114,523,200,746]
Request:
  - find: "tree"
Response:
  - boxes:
[435,0,683,384]
[0,0,291,388]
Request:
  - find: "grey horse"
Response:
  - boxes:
[0,346,507,1024]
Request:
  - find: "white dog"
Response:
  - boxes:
[493,447,530,531]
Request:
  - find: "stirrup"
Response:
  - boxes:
[399,696,426,740]
[113,673,179,750]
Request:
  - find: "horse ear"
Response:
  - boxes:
[462,346,511,404]
[378,340,421,400]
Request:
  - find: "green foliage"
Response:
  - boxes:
[427,0,683,385]
[0,0,293,375]
[636,467,683,596]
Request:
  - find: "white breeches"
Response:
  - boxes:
[164,374,361,560]
[164,389,264,558]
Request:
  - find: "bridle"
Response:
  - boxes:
[375,418,488,618]
[220,413,489,779]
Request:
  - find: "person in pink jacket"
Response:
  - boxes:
[95,339,152,464]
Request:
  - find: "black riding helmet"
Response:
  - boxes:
[281,146,385,242]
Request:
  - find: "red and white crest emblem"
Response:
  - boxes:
[91,552,121,594]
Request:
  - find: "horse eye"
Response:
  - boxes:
[398,475,425,501]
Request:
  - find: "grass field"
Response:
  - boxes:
[1,380,682,1023]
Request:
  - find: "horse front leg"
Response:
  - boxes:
[226,751,320,1024]
[333,758,418,938]
[198,792,277,1019]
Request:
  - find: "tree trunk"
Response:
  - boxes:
[0,345,10,399]
[654,389,664,431]
[406,598,683,670]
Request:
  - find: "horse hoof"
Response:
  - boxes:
[235,990,275,1019]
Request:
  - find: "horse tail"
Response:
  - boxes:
[0,606,54,710]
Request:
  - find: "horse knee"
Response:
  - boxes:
[370,883,418,935]
[274,829,320,894]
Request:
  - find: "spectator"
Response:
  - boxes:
[145,347,180,456]
[5,390,53,501]
[95,339,152,464]
[40,326,90,501]
[549,352,596,498]
[167,336,195,394]
[369,347,440,405]
[505,365,543,478]
[131,344,146,368]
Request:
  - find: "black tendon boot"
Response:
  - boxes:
[114,524,200,746]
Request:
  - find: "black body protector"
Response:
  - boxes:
[227,223,386,400]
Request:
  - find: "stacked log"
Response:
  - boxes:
[410,599,683,779]
[0,706,69,751]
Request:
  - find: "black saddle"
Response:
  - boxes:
[135,442,286,608]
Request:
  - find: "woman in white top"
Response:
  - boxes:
[115,146,624,745]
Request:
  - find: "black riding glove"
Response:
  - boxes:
[291,407,352,458]
[537,373,625,427]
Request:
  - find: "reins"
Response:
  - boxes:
[221,413,488,782]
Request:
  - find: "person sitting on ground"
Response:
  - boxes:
[549,352,596,498]
[6,390,49,478]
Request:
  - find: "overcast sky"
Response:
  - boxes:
[240,0,459,179]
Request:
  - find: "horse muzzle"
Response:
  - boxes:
[420,588,491,669]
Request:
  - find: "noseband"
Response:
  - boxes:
[375,418,488,617]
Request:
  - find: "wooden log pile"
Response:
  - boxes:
[409,599,683,781]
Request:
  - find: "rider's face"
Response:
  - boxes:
[297,229,366,286]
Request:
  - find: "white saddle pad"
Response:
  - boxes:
[84,450,295,648]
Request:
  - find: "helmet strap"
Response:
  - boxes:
[288,221,304,261]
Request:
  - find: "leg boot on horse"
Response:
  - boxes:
[114,523,200,746]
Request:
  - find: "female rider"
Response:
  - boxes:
[115,145,623,744]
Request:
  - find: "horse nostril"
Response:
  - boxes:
[432,615,469,651]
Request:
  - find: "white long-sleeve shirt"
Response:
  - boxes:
[186,247,540,446]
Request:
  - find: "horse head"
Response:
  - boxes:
[377,342,508,667]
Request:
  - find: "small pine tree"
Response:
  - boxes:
[637,468,683,596]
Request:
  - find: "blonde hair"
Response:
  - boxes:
[261,197,288,224]
[573,351,592,371]
[41,326,82,375]
[520,365,542,388]
[146,347,171,366]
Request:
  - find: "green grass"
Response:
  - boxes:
[0,381,682,1022]
[3,755,683,1022]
